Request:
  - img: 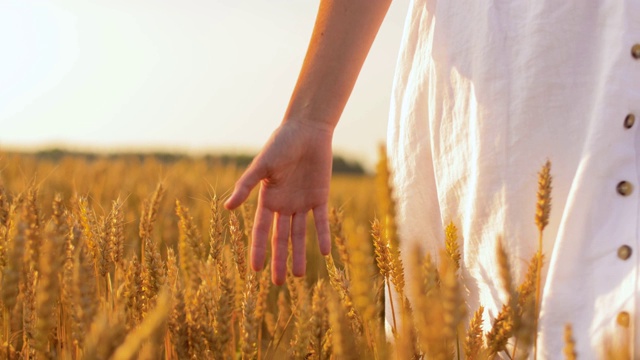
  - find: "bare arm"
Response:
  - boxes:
[285,0,393,130]
[225,0,392,285]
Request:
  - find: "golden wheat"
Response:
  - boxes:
[0,151,629,359]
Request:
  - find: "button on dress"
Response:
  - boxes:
[386,0,640,358]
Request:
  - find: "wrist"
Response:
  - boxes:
[282,113,336,135]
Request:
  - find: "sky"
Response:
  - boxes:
[0,0,410,168]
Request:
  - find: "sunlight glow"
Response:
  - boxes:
[0,0,409,167]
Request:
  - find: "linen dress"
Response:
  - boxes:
[387,0,640,358]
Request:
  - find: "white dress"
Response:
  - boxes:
[387,0,640,358]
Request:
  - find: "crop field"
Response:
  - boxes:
[0,150,629,359]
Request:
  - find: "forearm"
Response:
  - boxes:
[284,0,392,131]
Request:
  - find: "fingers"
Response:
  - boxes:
[224,163,265,210]
[271,214,291,285]
[291,213,307,277]
[313,204,331,256]
[250,202,273,272]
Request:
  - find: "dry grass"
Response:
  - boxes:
[0,150,628,359]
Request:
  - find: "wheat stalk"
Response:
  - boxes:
[330,207,350,277]
[209,195,225,266]
[324,254,363,336]
[0,186,9,228]
[34,222,65,358]
[122,254,143,329]
[486,304,513,357]
[534,161,552,360]
[139,183,165,244]
[563,324,577,360]
[289,276,311,359]
[213,256,235,356]
[439,251,466,359]
[444,222,461,271]
[464,306,485,360]
[24,185,42,271]
[310,280,328,359]
[496,237,519,350]
[230,211,247,282]
[112,288,170,360]
[72,241,98,348]
[241,273,259,359]
[82,310,127,360]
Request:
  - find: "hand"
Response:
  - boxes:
[224,121,333,285]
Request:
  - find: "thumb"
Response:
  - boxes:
[224,162,265,210]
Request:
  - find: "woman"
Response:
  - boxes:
[225,1,640,357]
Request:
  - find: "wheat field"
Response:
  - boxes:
[0,150,629,359]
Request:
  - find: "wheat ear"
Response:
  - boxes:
[444,222,461,271]
[241,273,259,360]
[534,161,552,360]
[486,304,513,357]
[330,207,350,277]
[112,288,171,360]
[563,324,577,360]
[464,306,485,360]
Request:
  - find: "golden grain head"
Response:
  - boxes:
[464,306,485,360]
[444,222,461,271]
[535,160,552,233]
[563,324,577,360]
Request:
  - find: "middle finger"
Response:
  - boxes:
[272,213,291,285]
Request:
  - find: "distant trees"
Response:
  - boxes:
[26,149,367,175]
